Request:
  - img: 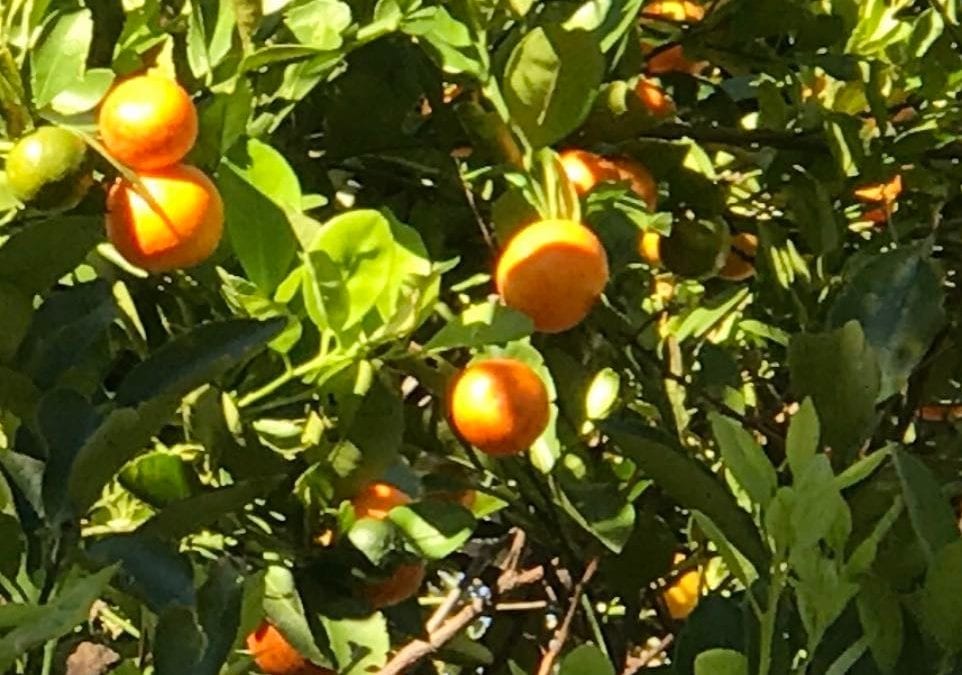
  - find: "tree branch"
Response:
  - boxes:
[535,557,600,675]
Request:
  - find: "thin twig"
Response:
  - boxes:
[535,557,600,675]
[621,635,675,675]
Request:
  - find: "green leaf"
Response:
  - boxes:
[920,539,962,653]
[30,9,93,108]
[891,448,957,560]
[87,534,195,611]
[192,81,254,169]
[348,517,399,566]
[68,396,180,516]
[39,389,100,521]
[694,649,749,675]
[857,575,903,672]
[155,606,206,675]
[599,510,675,597]
[788,321,880,464]
[119,452,203,507]
[0,565,116,673]
[559,644,615,675]
[0,283,31,363]
[287,0,352,50]
[834,447,889,491]
[786,398,819,478]
[503,25,604,148]
[0,216,102,296]
[558,478,635,553]
[196,559,245,674]
[262,566,326,664]
[792,455,850,550]
[827,243,945,401]
[691,510,758,590]
[322,612,390,675]
[709,413,777,509]
[425,300,533,352]
[138,477,282,540]
[185,0,237,79]
[116,318,284,406]
[388,501,475,560]
[0,515,24,581]
[604,416,769,570]
[218,141,300,292]
[49,68,114,115]
[304,210,396,333]
[403,6,484,75]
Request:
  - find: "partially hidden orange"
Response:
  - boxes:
[106,163,224,273]
[559,149,618,196]
[718,232,758,281]
[645,44,704,75]
[638,231,662,266]
[246,621,332,675]
[352,482,411,520]
[98,74,198,170]
[496,219,610,333]
[662,553,702,620]
[853,174,902,204]
[448,358,550,456]
[642,0,705,21]
[635,78,675,117]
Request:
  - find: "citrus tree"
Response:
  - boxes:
[1,0,962,673]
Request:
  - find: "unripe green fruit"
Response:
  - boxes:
[660,218,730,279]
[6,126,92,211]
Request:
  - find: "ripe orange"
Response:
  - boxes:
[645,44,703,75]
[352,482,411,520]
[246,621,332,675]
[918,404,962,422]
[718,232,758,281]
[607,157,658,210]
[448,358,550,456]
[635,78,675,117]
[853,174,902,204]
[662,553,702,620]
[496,219,609,333]
[638,231,662,266]
[559,149,618,196]
[106,164,224,273]
[350,483,426,608]
[642,0,705,21]
[363,562,427,609]
[98,74,198,170]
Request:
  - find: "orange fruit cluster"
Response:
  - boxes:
[99,74,223,273]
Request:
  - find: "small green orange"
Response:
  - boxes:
[5,127,92,211]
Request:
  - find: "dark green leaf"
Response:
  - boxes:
[0,217,102,295]
[694,649,748,675]
[119,452,203,507]
[559,644,615,675]
[788,321,880,464]
[87,534,195,611]
[154,606,206,675]
[827,243,945,401]
[261,566,326,664]
[39,388,101,521]
[116,318,284,406]
[603,416,769,570]
[857,575,903,672]
[920,538,962,653]
[321,612,390,675]
[503,25,604,147]
[891,448,957,560]
[709,413,777,508]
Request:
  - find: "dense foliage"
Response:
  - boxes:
[2,0,962,674]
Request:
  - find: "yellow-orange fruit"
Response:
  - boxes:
[638,231,662,266]
[496,219,610,333]
[448,358,550,456]
[718,232,758,281]
[106,164,224,273]
[643,0,705,21]
[635,78,675,117]
[98,74,198,170]
[363,562,427,609]
[352,482,412,520]
[645,44,703,75]
[246,621,332,675]
[559,149,619,196]
[608,157,658,210]
[662,554,702,620]
[854,174,902,204]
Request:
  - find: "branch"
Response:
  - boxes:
[621,635,675,675]
[535,557,600,675]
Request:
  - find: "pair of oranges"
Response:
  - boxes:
[99,74,224,273]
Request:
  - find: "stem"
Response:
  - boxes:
[758,560,786,675]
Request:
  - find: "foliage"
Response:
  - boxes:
[1,0,962,673]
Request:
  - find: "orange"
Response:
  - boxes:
[246,621,332,675]
[363,562,427,609]
[559,149,618,196]
[645,44,703,75]
[607,157,658,210]
[662,553,702,620]
[106,164,224,273]
[918,404,962,422]
[448,358,550,456]
[496,220,609,333]
[638,231,663,266]
[643,0,705,21]
[351,482,411,520]
[350,483,426,608]
[718,232,758,281]
[862,207,890,224]
[853,174,902,204]
[635,78,675,117]
[98,74,198,170]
